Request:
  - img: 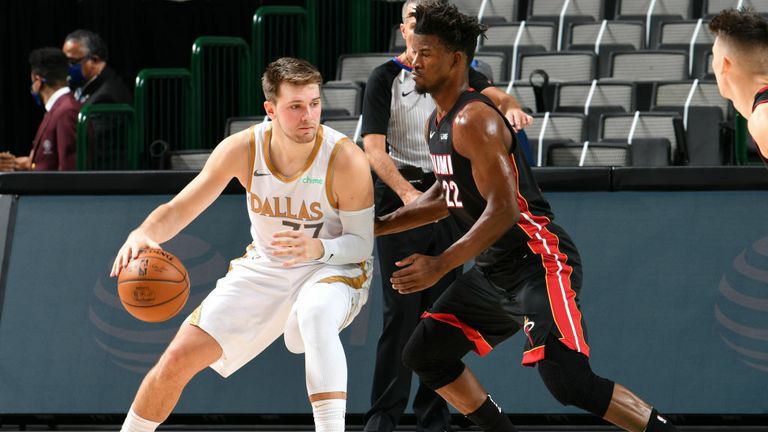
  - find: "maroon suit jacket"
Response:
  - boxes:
[30,92,81,170]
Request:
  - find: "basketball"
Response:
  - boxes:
[117,248,190,322]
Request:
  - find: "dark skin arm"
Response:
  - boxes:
[391,102,521,294]
[374,180,449,236]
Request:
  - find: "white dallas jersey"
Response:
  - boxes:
[246,123,349,266]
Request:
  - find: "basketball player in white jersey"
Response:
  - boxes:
[110,57,374,432]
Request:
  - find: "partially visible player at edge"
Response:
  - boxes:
[110,57,374,432]
[376,4,678,432]
[710,8,768,159]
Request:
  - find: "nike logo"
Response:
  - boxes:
[401,90,415,97]
[253,170,271,177]
[429,131,436,139]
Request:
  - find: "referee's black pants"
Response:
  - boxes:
[364,174,462,432]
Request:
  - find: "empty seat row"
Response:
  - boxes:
[526,111,685,166]
[468,19,712,80]
[525,80,729,167]
[448,0,768,25]
[547,139,671,166]
[393,17,715,53]
[337,50,711,93]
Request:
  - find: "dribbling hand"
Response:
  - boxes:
[391,253,448,294]
[111,230,162,277]
[271,230,324,267]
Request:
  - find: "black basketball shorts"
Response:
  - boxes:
[423,228,590,366]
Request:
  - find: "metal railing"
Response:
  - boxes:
[252,6,311,108]
[133,68,193,167]
[191,36,254,149]
[76,104,136,170]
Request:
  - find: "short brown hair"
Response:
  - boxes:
[710,8,768,73]
[261,57,322,102]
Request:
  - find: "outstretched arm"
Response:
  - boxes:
[480,86,533,132]
[111,130,250,276]
[364,133,423,205]
[374,179,448,236]
[391,103,520,293]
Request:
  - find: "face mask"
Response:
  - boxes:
[68,63,86,87]
[30,78,46,107]
[30,90,43,107]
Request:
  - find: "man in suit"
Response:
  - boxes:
[0,48,81,171]
[63,29,131,105]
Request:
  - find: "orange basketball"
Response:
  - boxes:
[117,248,190,322]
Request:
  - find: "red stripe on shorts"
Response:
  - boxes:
[421,311,493,357]
[522,345,546,366]
[508,155,590,360]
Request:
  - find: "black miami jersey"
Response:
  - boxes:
[427,89,560,270]
[424,89,590,363]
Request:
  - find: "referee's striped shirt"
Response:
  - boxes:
[361,57,492,172]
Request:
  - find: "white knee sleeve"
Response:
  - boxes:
[284,283,349,395]
[283,314,305,354]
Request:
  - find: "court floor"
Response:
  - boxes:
[1,413,766,432]
[1,427,767,431]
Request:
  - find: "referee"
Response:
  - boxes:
[361,2,532,431]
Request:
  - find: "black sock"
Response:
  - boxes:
[465,395,517,432]
[644,408,678,432]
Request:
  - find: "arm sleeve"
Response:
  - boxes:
[361,64,394,136]
[318,206,375,265]
[56,105,79,170]
[469,68,492,92]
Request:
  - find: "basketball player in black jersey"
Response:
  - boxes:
[375,4,677,432]
[709,8,768,159]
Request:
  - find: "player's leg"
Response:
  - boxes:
[605,384,676,432]
[536,335,677,431]
[367,219,457,432]
[412,216,462,432]
[403,317,517,432]
[285,282,353,432]
[402,268,520,432]
[522,230,677,432]
[121,323,222,432]
[122,253,298,432]
[367,228,430,431]
[283,263,371,432]
[130,325,222,418]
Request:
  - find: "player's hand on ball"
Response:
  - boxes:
[391,253,447,294]
[111,230,162,277]
[272,230,324,267]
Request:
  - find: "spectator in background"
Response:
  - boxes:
[63,29,131,105]
[0,48,80,171]
[361,1,532,432]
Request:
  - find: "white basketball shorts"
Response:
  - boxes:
[184,247,372,377]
